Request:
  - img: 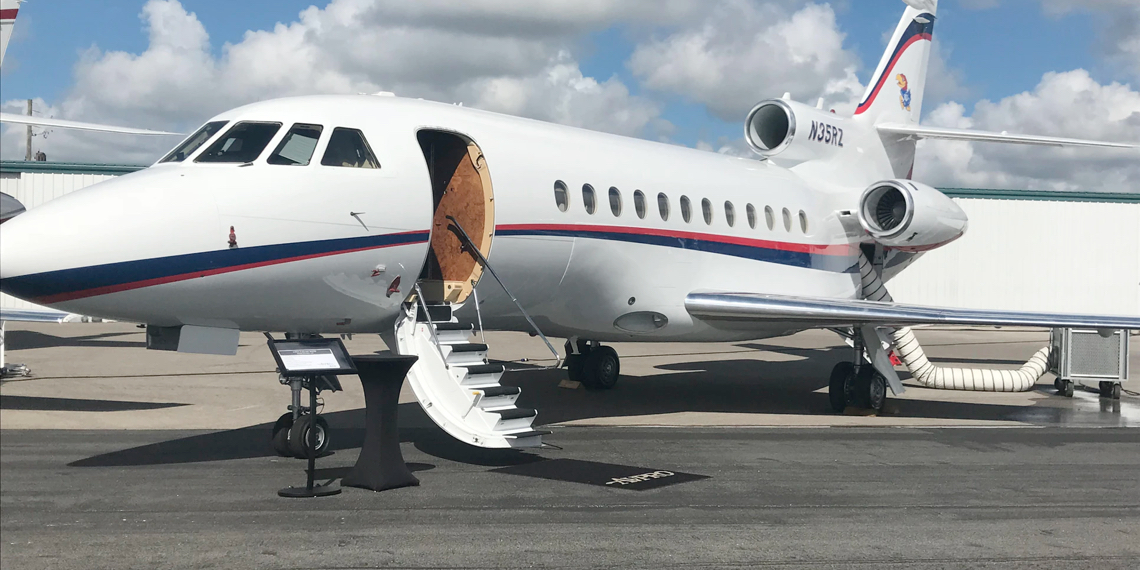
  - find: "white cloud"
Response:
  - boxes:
[628,1,864,120]
[1038,0,1140,79]
[915,70,1140,191]
[1,0,673,163]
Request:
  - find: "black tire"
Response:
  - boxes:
[271,413,294,457]
[582,346,620,390]
[1112,383,1122,400]
[828,362,854,413]
[288,415,330,459]
[564,340,592,384]
[851,366,882,410]
[866,371,887,412]
[1061,380,1074,398]
[1099,381,1112,397]
[1054,377,1063,392]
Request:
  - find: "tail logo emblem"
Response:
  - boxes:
[897,73,912,111]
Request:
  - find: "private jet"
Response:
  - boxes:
[1,0,1137,457]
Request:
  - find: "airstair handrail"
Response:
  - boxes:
[445,215,563,369]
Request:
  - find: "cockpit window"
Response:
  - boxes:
[320,127,379,169]
[267,123,323,166]
[196,121,282,164]
[159,121,227,163]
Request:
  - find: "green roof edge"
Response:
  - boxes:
[0,160,148,175]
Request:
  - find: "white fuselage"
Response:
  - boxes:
[0,95,906,342]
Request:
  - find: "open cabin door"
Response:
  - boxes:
[416,130,495,304]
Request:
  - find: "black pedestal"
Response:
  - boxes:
[341,354,420,492]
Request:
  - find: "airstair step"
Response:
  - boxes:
[479,386,521,398]
[416,304,453,323]
[463,364,505,375]
[450,343,489,353]
[433,322,473,332]
[494,407,537,421]
[505,429,552,439]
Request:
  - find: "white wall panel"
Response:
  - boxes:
[889,198,1140,316]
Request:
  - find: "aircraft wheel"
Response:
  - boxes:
[1059,380,1074,398]
[852,367,886,411]
[828,362,855,413]
[271,413,294,457]
[581,346,620,390]
[564,340,591,384]
[288,414,330,459]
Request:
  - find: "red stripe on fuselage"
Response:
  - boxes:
[0,9,18,20]
[854,33,931,115]
[496,223,856,256]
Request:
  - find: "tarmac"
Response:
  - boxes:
[2,322,1139,569]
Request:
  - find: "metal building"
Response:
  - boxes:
[1,161,1138,317]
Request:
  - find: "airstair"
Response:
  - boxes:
[394,217,561,449]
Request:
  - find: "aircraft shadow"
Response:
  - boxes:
[68,403,541,469]
[5,330,147,350]
[1,395,187,412]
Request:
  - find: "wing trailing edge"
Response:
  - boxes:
[685,292,1140,331]
[0,112,181,136]
[877,123,1139,149]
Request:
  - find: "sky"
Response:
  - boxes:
[1,0,1138,191]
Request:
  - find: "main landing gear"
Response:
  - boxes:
[271,374,339,459]
[828,331,888,413]
[564,338,620,390]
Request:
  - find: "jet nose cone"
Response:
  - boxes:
[0,207,56,301]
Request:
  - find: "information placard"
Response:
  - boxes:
[265,336,357,376]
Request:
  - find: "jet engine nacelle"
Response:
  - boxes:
[857,180,968,252]
[744,98,856,165]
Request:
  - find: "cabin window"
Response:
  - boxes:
[799,210,810,234]
[725,201,736,227]
[583,184,597,214]
[196,121,282,163]
[746,204,757,229]
[782,208,793,232]
[267,123,323,166]
[161,121,227,163]
[321,127,379,168]
[764,206,775,230]
[657,193,670,221]
[634,190,647,219]
[609,187,623,217]
[702,198,713,225]
[680,196,692,223]
[554,180,570,212]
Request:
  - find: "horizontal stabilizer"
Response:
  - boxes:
[685,292,1140,331]
[0,307,74,323]
[0,112,181,136]
[877,123,1138,149]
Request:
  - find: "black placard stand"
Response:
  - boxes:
[265,335,357,499]
[341,354,421,492]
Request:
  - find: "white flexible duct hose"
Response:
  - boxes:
[859,253,1051,392]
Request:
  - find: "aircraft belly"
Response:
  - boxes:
[470,233,858,342]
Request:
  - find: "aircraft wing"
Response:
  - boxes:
[876,123,1139,149]
[0,307,75,323]
[685,292,1140,331]
[0,112,181,136]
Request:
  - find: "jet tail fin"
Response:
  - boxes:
[854,1,937,126]
[0,0,21,66]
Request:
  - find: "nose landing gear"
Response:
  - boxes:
[564,338,620,390]
[270,374,339,459]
